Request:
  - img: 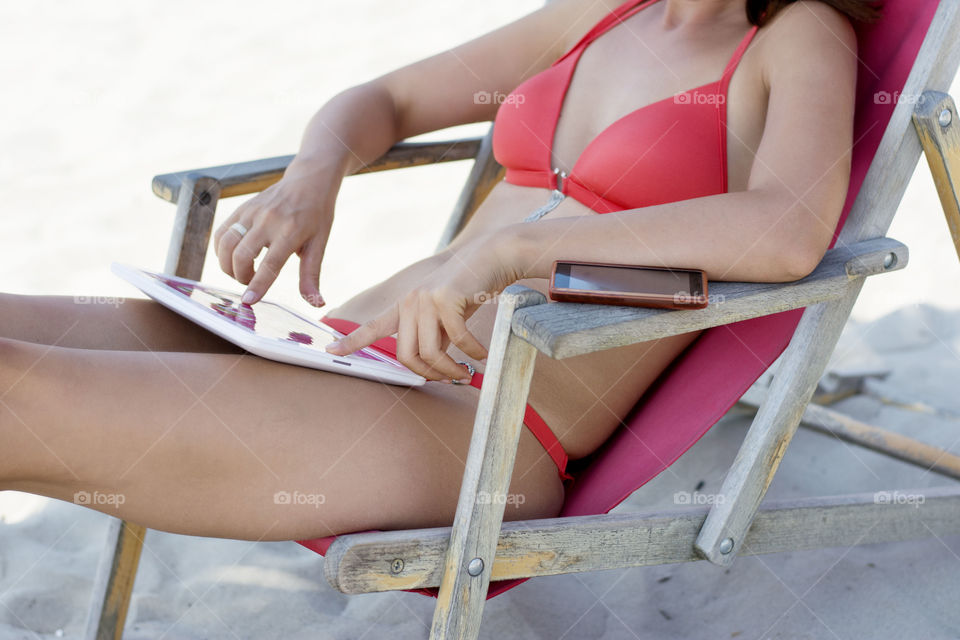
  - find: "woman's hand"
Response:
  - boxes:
[213,162,342,306]
[325,230,524,382]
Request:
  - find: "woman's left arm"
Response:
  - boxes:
[512,1,859,283]
[326,2,858,381]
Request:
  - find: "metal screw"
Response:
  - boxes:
[390,558,404,574]
[883,252,897,269]
[719,537,735,555]
[197,190,212,206]
[467,557,484,576]
[939,107,953,128]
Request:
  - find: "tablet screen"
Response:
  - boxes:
[147,272,398,367]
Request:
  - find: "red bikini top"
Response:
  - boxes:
[492,0,759,214]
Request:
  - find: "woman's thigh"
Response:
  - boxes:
[0,293,242,353]
[0,337,563,541]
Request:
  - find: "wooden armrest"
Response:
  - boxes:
[151,136,486,203]
[325,486,960,593]
[512,236,908,359]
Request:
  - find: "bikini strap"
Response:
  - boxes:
[554,0,661,66]
[718,24,760,95]
[716,24,759,194]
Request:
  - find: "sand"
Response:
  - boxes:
[1,1,959,638]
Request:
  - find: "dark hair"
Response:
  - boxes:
[746,0,882,26]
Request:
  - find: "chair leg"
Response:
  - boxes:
[164,175,222,279]
[695,284,865,566]
[738,386,960,481]
[435,126,504,252]
[430,285,546,640]
[83,518,146,640]
[913,91,960,264]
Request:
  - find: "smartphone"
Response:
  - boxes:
[548,260,708,310]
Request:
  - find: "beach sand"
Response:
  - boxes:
[1,1,959,637]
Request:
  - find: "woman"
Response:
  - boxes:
[1,0,874,542]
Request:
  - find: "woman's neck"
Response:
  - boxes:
[661,0,747,29]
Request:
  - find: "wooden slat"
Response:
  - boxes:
[83,519,146,640]
[739,386,960,481]
[151,137,484,204]
[163,175,222,279]
[913,90,960,263]
[697,284,865,565]
[436,126,505,250]
[325,486,960,593]
[512,236,907,360]
[695,0,960,567]
[427,285,546,640]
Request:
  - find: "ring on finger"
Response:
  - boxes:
[229,222,249,238]
[450,361,476,385]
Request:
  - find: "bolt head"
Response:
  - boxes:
[883,252,897,269]
[719,537,735,555]
[390,558,404,574]
[467,557,484,577]
[939,107,953,128]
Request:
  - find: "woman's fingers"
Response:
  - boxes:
[242,239,297,304]
[417,296,472,382]
[212,207,243,251]
[216,211,252,279]
[438,306,488,361]
[232,226,268,286]
[298,239,326,308]
[395,296,449,380]
[325,307,399,356]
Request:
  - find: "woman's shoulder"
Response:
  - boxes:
[756,0,858,53]
[752,0,858,86]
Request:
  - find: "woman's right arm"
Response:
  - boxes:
[213,0,606,306]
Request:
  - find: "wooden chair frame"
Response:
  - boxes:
[83,3,960,637]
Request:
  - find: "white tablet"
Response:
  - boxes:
[111,263,425,386]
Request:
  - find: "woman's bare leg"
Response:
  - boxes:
[0,336,563,540]
[0,293,242,353]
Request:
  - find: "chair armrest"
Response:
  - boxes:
[151,136,486,203]
[511,236,908,359]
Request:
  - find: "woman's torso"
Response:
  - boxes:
[329,0,771,459]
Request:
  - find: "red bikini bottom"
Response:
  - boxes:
[318,316,572,482]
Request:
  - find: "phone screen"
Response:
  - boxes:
[554,263,703,297]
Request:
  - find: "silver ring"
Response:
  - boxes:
[451,361,476,385]
[229,222,249,238]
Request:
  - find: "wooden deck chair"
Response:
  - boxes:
[84,0,960,637]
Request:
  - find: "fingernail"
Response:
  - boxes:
[303,293,325,307]
[326,340,342,352]
[457,377,472,385]
[241,290,256,304]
